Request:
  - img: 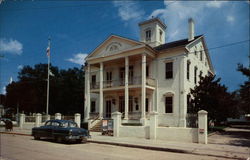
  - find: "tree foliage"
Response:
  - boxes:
[5,63,85,115]
[237,64,250,114]
[190,75,239,123]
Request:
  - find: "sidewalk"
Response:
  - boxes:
[1,127,249,159]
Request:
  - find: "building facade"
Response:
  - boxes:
[84,18,214,128]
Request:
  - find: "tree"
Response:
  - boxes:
[237,64,250,114]
[190,75,239,123]
[5,64,85,115]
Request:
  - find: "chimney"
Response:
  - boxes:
[188,18,194,41]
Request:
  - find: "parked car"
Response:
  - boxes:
[32,119,90,143]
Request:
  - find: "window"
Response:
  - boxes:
[165,97,173,113]
[165,62,173,79]
[146,98,149,112]
[194,66,197,84]
[106,71,112,81]
[92,75,96,84]
[146,30,151,41]
[200,51,203,61]
[159,29,163,42]
[91,101,96,113]
[187,61,191,80]
[119,96,125,113]
[146,65,149,77]
[129,96,133,112]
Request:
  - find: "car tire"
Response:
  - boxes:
[76,139,82,143]
[34,135,40,140]
[56,136,63,143]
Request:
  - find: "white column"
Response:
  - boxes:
[19,113,25,129]
[99,62,103,119]
[198,110,208,144]
[84,64,90,122]
[179,56,186,127]
[112,112,121,137]
[124,56,129,120]
[141,54,146,123]
[55,113,61,120]
[74,113,81,128]
[150,112,158,139]
[35,113,42,127]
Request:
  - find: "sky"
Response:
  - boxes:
[0,0,249,94]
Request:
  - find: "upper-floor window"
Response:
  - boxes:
[159,29,163,42]
[92,75,96,84]
[106,71,112,81]
[194,66,198,84]
[146,30,151,41]
[165,62,173,79]
[165,96,173,113]
[187,61,191,80]
[200,51,203,61]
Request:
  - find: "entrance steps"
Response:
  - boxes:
[90,120,102,132]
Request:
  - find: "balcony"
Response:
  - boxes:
[90,76,155,90]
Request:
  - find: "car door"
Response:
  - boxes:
[50,121,60,138]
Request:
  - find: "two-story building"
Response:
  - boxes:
[84,18,214,129]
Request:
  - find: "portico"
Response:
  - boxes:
[84,45,156,123]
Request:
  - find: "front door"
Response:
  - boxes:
[106,100,112,118]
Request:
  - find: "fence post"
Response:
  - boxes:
[55,113,61,120]
[45,115,50,121]
[112,112,121,137]
[35,113,42,127]
[198,110,208,144]
[19,113,25,129]
[150,112,158,139]
[74,113,81,127]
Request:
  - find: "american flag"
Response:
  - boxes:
[46,46,50,57]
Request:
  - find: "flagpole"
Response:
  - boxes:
[46,38,51,115]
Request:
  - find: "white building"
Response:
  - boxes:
[84,18,214,129]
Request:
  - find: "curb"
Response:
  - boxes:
[0,131,31,136]
[87,140,189,154]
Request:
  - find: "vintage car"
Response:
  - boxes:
[32,119,90,143]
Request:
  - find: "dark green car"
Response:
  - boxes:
[32,119,90,143]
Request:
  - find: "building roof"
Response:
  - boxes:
[154,35,203,51]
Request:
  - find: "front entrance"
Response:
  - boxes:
[105,100,112,118]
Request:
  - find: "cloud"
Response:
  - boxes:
[0,38,23,55]
[149,1,228,41]
[17,65,23,70]
[206,1,226,8]
[113,1,144,21]
[226,15,235,23]
[67,53,88,65]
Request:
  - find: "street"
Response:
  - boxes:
[0,134,239,160]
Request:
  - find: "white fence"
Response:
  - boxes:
[112,110,208,144]
[19,113,81,129]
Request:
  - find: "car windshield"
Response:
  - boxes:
[60,122,77,128]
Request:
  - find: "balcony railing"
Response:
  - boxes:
[89,112,99,119]
[128,112,141,120]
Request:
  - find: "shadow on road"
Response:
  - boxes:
[210,125,250,147]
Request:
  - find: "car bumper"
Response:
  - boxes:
[65,135,89,140]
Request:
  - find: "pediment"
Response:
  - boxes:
[86,35,143,60]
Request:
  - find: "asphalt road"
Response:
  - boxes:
[0,134,240,160]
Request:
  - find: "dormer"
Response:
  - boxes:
[138,17,166,47]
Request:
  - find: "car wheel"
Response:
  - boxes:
[56,136,63,143]
[34,135,40,140]
[76,139,82,143]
